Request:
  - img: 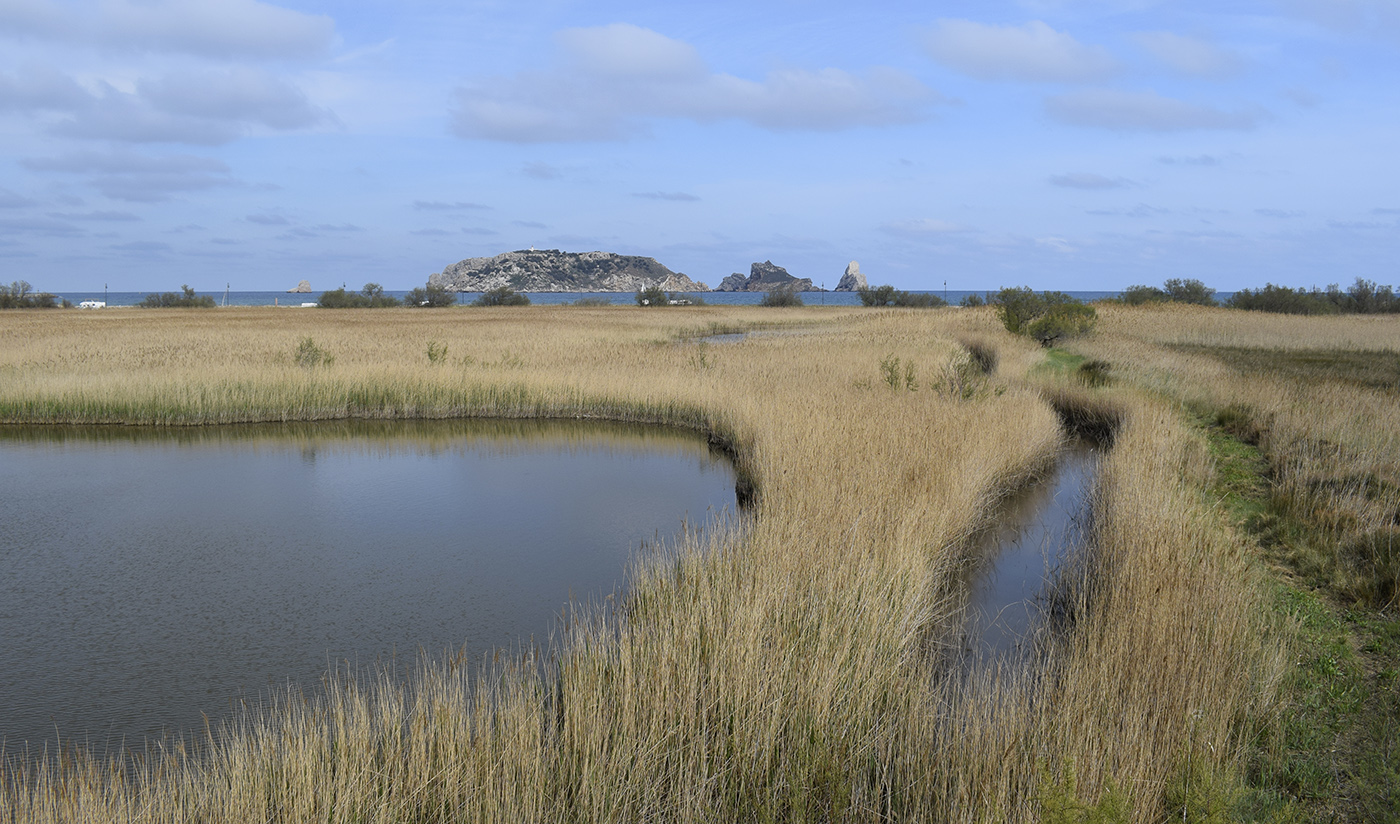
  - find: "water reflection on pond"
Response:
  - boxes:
[959,442,1100,659]
[0,419,736,753]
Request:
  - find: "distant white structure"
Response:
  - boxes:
[78,300,106,309]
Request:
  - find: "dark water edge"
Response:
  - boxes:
[0,419,736,755]
[957,442,1101,661]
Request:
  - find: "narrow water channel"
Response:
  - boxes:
[0,419,736,754]
[959,442,1100,659]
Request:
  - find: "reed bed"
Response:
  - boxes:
[1,305,1279,821]
[1067,303,1400,606]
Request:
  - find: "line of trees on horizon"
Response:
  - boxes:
[1113,276,1400,315]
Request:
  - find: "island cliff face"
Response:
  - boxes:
[715,261,815,292]
[427,250,709,292]
[834,262,867,292]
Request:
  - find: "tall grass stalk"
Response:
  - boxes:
[0,305,1282,821]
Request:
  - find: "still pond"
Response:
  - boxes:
[0,419,736,753]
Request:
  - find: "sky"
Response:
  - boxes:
[2,0,1398,293]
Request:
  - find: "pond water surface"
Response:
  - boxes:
[0,419,736,753]
[959,443,1100,659]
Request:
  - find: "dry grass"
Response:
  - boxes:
[1066,303,1400,606]
[0,304,1280,822]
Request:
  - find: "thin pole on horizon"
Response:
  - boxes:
[944,280,947,303]
[103,283,107,306]
[821,282,824,305]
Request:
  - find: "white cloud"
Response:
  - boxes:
[881,218,973,238]
[1278,0,1400,36]
[0,65,91,111]
[414,200,491,211]
[22,150,234,201]
[0,0,334,59]
[1049,172,1132,189]
[0,187,37,208]
[138,68,330,130]
[47,209,140,220]
[555,23,705,81]
[1046,89,1264,131]
[1133,31,1243,78]
[452,23,937,143]
[49,85,245,143]
[920,19,1119,83]
[632,191,700,201]
[5,66,330,144]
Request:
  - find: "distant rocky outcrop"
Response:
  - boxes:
[834,262,867,292]
[660,273,710,292]
[427,249,707,292]
[288,279,311,293]
[714,261,815,292]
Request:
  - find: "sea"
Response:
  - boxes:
[50,289,1127,308]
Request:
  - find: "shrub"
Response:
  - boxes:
[959,292,987,307]
[292,337,333,368]
[318,283,402,308]
[760,288,804,307]
[405,284,461,307]
[1118,284,1168,305]
[1077,359,1111,387]
[1226,284,1339,315]
[1117,279,1215,306]
[469,286,528,307]
[992,287,1097,345]
[858,284,946,307]
[0,280,62,309]
[1163,278,1216,306]
[572,297,612,307]
[878,354,916,390]
[960,338,998,374]
[635,285,668,306]
[138,285,216,308]
[426,340,448,364]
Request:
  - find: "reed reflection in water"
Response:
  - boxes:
[0,419,736,753]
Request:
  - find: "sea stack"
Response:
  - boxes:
[835,262,867,292]
[288,279,312,293]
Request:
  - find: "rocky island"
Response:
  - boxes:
[834,262,867,292]
[427,249,709,293]
[715,261,816,292]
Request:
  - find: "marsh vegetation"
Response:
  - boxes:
[0,300,1389,821]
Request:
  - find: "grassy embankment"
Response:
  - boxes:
[1061,305,1400,822]
[1,305,1279,822]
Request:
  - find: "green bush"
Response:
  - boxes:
[405,284,462,307]
[992,287,1097,345]
[292,337,333,368]
[858,284,946,307]
[426,340,448,364]
[318,283,402,308]
[1118,279,1216,306]
[1118,284,1168,305]
[469,286,528,307]
[760,288,804,307]
[1163,278,1217,305]
[0,280,62,309]
[138,285,216,308]
[635,285,668,306]
[1227,284,1339,315]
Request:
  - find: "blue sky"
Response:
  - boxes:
[2,0,1397,293]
